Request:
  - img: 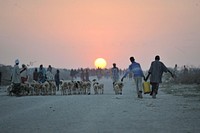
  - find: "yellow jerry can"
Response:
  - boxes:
[143,82,151,94]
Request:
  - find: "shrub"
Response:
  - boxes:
[173,66,200,84]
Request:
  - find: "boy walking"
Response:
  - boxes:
[145,55,174,98]
[121,57,145,98]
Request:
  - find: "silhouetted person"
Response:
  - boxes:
[47,65,52,73]
[38,64,46,83]
[145,55,174,99]
[121,57,145,98]
[11,59,21,96]
[46,65,54,81]
[173,64,178,81]
[33,68,39,81]
[80,68,85,81]
[111,63,120,84]
[85,69,90,81]
[183,65,188,75]
[55,69,60,91]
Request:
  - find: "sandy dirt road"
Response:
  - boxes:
[0,78,200,133]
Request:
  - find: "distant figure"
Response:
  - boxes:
[85,69,90,81]
[20,64,28,83]
[121,57,145,98]
[11,59,21,96]
[96,67,102,80]
[104,69,110,79]
[145,55,174,99]
[46,66,54,81]
[54,69,60,91]
[173,64,178,79]
[38,64,46,83]
[47,65,52,73]
[33,68,39,81]
[80,68,85,81]
[183,65,188,75]
[174,64,178,74]
[111,63,120,84]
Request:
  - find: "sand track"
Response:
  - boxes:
[0,78,200,133]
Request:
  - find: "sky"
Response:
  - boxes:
[0,0,200,70]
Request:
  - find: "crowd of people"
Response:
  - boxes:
[11,61,61,96]
[10,55,180,98]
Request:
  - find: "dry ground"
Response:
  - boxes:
[0,78,200,133]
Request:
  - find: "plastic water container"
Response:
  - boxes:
[143,82,151,94]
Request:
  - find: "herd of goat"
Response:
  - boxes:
[6,79,106,96]
[7,79,124,96]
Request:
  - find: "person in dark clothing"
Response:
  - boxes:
[111,63,120,83]
[85,69,90,81]
[47,65,52,73]
[54,69,60,91]
[33,68,39,81]
[80,68,85,81]
[38,65,46,83]
[145,55,174,98]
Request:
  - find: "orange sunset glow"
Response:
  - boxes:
[0,0,200,69]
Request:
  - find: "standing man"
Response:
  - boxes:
[80,68,85,81]
[47,65,52,73]
[145,55,174,98]
[121,57,145,98]
[85,69,90,81]
[111,63,120,84]
[38,64,46,83]
[11,59,21,96]
[33,68,39,81]
[54,69,60,91]
[46,65,54,81]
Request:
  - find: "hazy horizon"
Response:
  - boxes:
[0,0,200,70]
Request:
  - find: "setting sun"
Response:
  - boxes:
[94,58,107,69]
